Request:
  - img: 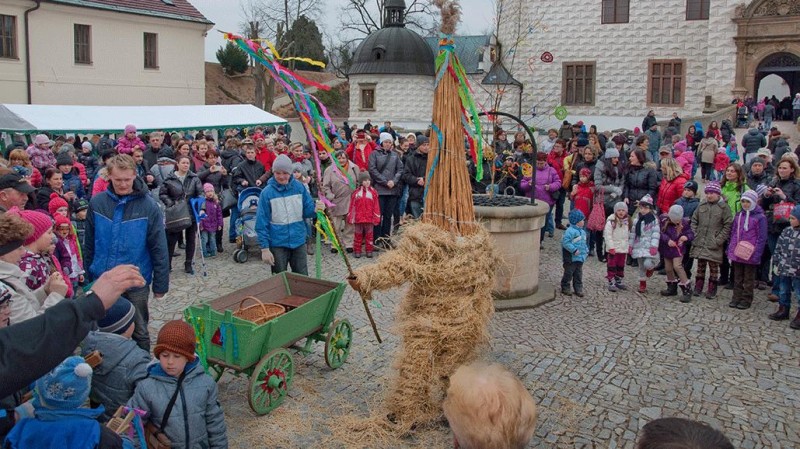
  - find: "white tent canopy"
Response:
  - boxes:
[0,104,287,134]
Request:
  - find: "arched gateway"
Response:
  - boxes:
[733,0,800,99]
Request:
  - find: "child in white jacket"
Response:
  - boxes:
[604,202,630,292]
[629,194,661,294]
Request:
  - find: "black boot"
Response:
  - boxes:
[769,305,790,321]
[184,262,194,275]
[705,279,718,299]
[660,281,678,297]
[790,311,800,330]
[679,283,692,303]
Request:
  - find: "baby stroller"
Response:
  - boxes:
[232,187,261,263]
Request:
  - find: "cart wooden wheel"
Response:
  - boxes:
[248,348,294,415]
[324,319,352,369]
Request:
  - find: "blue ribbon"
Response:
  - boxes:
[423,123,445,202]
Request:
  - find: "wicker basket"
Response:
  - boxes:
[233,296,285,325]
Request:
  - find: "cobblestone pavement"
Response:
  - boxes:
[150,122,800,448]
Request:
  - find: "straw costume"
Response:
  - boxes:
[350,0,499,432]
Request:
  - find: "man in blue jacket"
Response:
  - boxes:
[83,154,169,351]
[257,154,318,275]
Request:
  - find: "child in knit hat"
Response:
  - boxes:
[128,320,228,448]
[689,181,733,298]
[80,296,151,422]
[603,202,630,292]
[199,183,223,257]
[2,209,68,325]
[48,192,70,218]
[570,167,594,219]
[72,198,90,249]
[15,209,56,291]
[4,356,128,448]
[726,190,767,310]
[348,171,381,258]
[659,204,694,302]
[53,214,84,292]
[561,209,588,297]
[629,194,660,293]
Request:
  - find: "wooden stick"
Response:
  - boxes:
[323,210,382,343]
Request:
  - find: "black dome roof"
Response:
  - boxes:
[348,27,435,76]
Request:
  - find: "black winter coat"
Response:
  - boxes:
[401,150,428,202]
[623,165,659,213]
[762,177,800,235]
[159,171,203,209]
[231,159,267,192]
[198,163,229,193]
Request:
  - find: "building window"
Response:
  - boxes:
[562,62,595,106]
[144,32,158,69]
[0,15,17,59]
[74,24,91,65]
[648,60,685,106]
[686,0,710,20]
[601,0,629,24]
[360,85,375,110]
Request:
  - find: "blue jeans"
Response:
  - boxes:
[398,185,409,218]
[271,245,308,275]
[540,205,554,241]
[765,117,773,130]
[409,200,423,219]
[777,276,800,308]
[228,206,240,241]
[200,230,217,257]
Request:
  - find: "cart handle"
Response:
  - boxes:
[235,296,269,316]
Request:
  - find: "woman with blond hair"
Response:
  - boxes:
[656,158,689,214]
[7,149,42,188]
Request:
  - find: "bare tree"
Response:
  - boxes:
[239,0,322,111]
[339,0,439,39]
[323,33,356,79]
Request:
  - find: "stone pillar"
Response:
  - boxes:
[474,198,555,310]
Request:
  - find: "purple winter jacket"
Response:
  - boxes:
[658,216,694,259]
[199,198,224,233]
[520,165,560,206]
[727,206,767,265]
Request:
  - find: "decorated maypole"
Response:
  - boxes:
[421,0,485,235]
[349,0,499,434]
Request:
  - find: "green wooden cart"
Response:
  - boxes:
[183,272,351,415]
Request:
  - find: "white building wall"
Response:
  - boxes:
[0,0,209,106]
[348,74,435,132]
[496,0,749,130]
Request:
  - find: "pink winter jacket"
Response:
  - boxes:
[116,136,146,154]
[676,150,694,177]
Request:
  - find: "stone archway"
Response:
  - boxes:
[755,52,800,100]
[732,0,800,99]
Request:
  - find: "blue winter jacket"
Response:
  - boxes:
[62,169,85,199]
[256,176,316,250]
[83,177,170,294]
[562,225,588,263]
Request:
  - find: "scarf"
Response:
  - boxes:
[635,212,655,237]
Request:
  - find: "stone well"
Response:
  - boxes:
[473,195,556,310]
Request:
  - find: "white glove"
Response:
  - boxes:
[261,249,274,266]
[315,200,325,212]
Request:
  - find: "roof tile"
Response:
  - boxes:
[49,0,212,24]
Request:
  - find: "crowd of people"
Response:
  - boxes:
[0,106,794,447]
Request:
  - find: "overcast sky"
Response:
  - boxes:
[191,0,495,62]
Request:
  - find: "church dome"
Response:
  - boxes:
[347,0,434,77]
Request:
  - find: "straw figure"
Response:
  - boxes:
[349,0,499,433]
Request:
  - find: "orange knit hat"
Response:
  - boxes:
[153,320,196,362]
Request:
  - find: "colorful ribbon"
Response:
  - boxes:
[223,32,354,191]
[433,34,485,180]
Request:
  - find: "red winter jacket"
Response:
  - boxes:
[571,181,594,218]
[547,150,567,182]
[346,141,376,172]
[347,186,381,225]
[256,147,276,173]
[657,173,689,214]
